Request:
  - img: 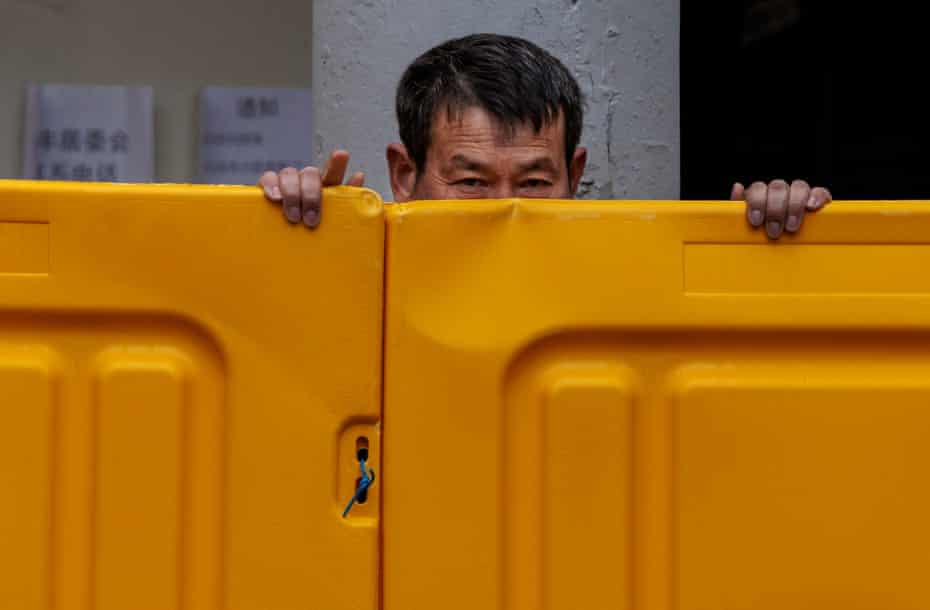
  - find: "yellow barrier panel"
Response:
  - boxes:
[384,199,930,610]
[0,181,384,610]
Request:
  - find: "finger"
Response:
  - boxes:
[299,166,323,228]
[321,150,350,186]
[745,181,767,227]
[785,179,810,233]
[278,167,302,223]
[347,171,365,187]
[730,182,745,201]
[258,171,282,202]
[764,179,790,239]
[807,186,832,211]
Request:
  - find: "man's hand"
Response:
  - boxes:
[732,180,832,239]
[259,150,365,228]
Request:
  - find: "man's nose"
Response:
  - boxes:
[489,184,515,198]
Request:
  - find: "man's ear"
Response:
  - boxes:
[387,142,417,202]
[568,146,587,196]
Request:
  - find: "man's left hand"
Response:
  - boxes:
[732,180,832,239]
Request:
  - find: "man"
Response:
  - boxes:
[259,33,831,239]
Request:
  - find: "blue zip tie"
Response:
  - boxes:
[342,457,375,518]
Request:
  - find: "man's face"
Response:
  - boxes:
[387,106,586,202]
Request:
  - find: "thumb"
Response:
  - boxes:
[730,182,745,201]
[322,150,351,186]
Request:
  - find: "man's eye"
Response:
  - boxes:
[522,179,551,189]
[457,178,487,188]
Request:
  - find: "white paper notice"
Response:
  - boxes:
[198,86,313,185]
[22,84,154,182]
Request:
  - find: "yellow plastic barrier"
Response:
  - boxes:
[384,199,930,610]
[0,181,384,610]
[8,184,930,610]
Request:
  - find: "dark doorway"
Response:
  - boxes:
[682,1,930,199]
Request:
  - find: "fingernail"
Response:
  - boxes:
[271,186,282,201]
[285,206,301,223]
[749,209,763,226]
[806,195,818,210]
[766,220,781,239]
[785,215,799,231]
[303,209,320,228]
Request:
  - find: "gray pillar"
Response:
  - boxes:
[312,0,679,200]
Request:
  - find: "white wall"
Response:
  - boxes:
[0,0,312,182]
[313,0,679,200]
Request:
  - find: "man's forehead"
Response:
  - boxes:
[428,105,566,164]
[432,105,564,143]
[449,152,559,173]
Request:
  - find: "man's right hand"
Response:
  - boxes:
[259,150,365,228]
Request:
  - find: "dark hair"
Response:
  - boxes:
[395,33,584,174]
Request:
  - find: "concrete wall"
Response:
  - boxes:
[0,0,312,182]
[1,0,679,192]
[313,0,679,200]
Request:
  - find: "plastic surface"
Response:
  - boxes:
[0,181,383,610]
[383,198,930,610]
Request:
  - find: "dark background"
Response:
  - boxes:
[682,1,929,199]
